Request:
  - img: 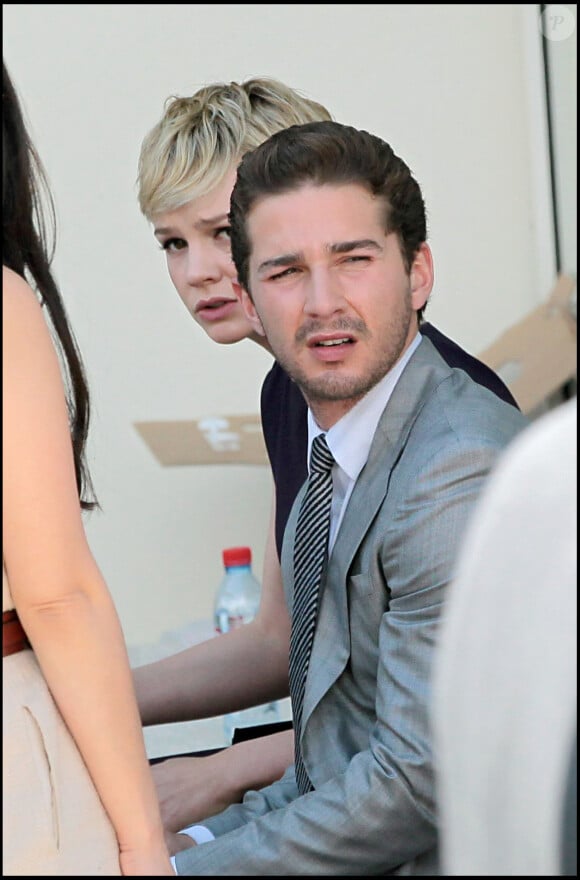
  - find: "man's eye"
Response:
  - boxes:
[216,226,231,241]
[270,267,298,281]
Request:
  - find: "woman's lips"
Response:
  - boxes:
[195,298,239,321]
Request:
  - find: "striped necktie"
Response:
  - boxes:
[289,433,335,794]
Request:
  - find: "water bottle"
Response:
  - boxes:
[214,546,261,634]
[214,546,280,743]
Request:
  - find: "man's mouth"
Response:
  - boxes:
[308,333,355,348]
[314,337,353,347]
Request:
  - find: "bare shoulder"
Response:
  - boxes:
[3,265,60,382]
[3,265,44,323]
[3,265,51,347]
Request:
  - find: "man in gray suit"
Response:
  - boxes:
[172,120,528,875]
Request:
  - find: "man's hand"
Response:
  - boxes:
[165,831,197,857]
[152,731,294,834]
[152,753,237,832]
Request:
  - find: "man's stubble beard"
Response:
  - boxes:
[274,288,414,408]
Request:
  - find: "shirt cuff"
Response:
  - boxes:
[180,823,216,844]
[171,826,215,874]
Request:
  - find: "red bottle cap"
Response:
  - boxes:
[222,546,252,567]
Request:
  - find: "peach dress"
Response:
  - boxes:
[2,565,121,875]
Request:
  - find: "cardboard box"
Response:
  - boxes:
[134,414,268,466]
[135,275,577,466]
[477,274,577,415]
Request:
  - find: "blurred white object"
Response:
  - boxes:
[433,398,577,875]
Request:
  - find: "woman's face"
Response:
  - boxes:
[153,168,265,347]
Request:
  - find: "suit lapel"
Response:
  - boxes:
[302,337,448,723]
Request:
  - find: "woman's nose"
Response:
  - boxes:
[185,243,230,287]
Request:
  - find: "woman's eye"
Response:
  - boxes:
[215,226,231,241]
[160,237,186,253]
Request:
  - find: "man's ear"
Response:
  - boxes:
[232,279,266,338]
[410,242,434,311]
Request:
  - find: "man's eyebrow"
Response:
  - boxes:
[257,252,303,275]
[329,239,383,255]
[257,239,383,274]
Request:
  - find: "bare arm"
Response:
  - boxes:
[134,493,291,725]
[2,269,172,876]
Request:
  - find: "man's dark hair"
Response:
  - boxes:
[229,119,428,319]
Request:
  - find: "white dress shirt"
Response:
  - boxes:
[309,332,420,553]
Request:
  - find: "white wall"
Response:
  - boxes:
[3,4,565,646]
[543,2,577,276]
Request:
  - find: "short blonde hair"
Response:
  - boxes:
[137,77,332,219]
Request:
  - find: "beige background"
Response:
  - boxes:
[3,4,576,647]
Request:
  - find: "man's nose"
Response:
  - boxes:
[303,269,345,317]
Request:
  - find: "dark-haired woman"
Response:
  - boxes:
[2,59,174,876]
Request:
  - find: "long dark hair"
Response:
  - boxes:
[3,60,96,509]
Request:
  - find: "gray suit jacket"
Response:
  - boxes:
[176,337,528,876]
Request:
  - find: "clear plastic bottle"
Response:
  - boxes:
[214,546,280,743]
[214,546,261,634]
